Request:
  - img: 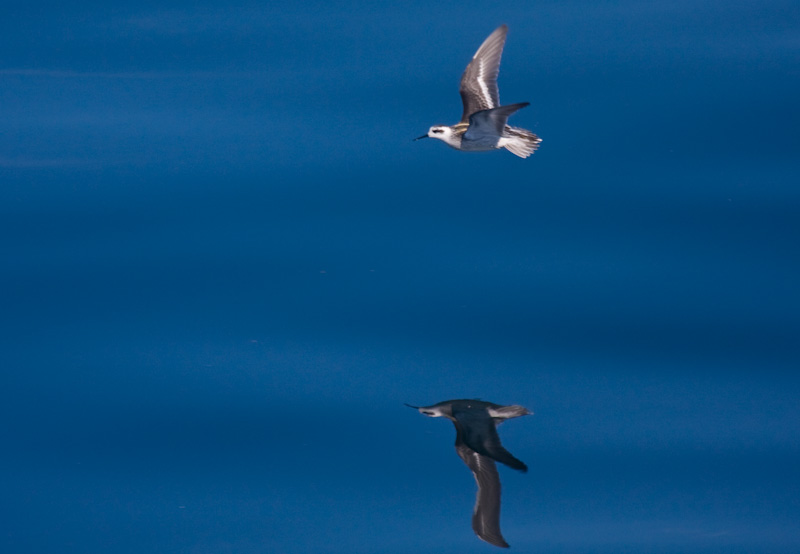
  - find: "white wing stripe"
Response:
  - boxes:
[477,60,492,108]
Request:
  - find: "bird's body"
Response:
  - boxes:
[415,25,541,158]
[406,399,532,548]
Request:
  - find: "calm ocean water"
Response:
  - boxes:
[2,1,798,552]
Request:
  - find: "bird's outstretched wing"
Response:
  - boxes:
[453,406,528,472]
[463,102,530,143]
[460,25,508,122]
[455,440,509,548]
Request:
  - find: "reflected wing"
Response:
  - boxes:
[459,25,507,122]
[455,440,509,548]
[453,406,528,472]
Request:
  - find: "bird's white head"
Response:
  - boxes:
[414,125,460,148]
[429,125,452,139]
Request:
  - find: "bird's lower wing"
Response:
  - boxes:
[464,103,530,142]
[455,443,509,548]
[454,410,528,472]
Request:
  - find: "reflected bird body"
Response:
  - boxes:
[415,25,541,158]
[406,399,532,548]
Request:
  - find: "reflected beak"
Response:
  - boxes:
[403,403,420,409]
[413,134,428,141]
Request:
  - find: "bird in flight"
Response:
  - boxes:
[415,25,541,158]
[405,399,532,548]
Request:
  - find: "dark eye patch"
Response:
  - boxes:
[432,129,443,134]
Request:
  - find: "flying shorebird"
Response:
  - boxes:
[405,399,532,548]
[414,25,541,158]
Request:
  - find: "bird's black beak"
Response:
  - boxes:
[413,134,428,141]
[404,403,420,409]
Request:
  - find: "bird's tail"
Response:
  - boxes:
[503,126,541,158]
[488,404,532,420]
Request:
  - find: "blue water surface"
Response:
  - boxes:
[2,1,799,552]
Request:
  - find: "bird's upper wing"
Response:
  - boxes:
[455,435,509,548]
[463,102,530,143]
[459,25,508,122]
[453,406,528,472]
